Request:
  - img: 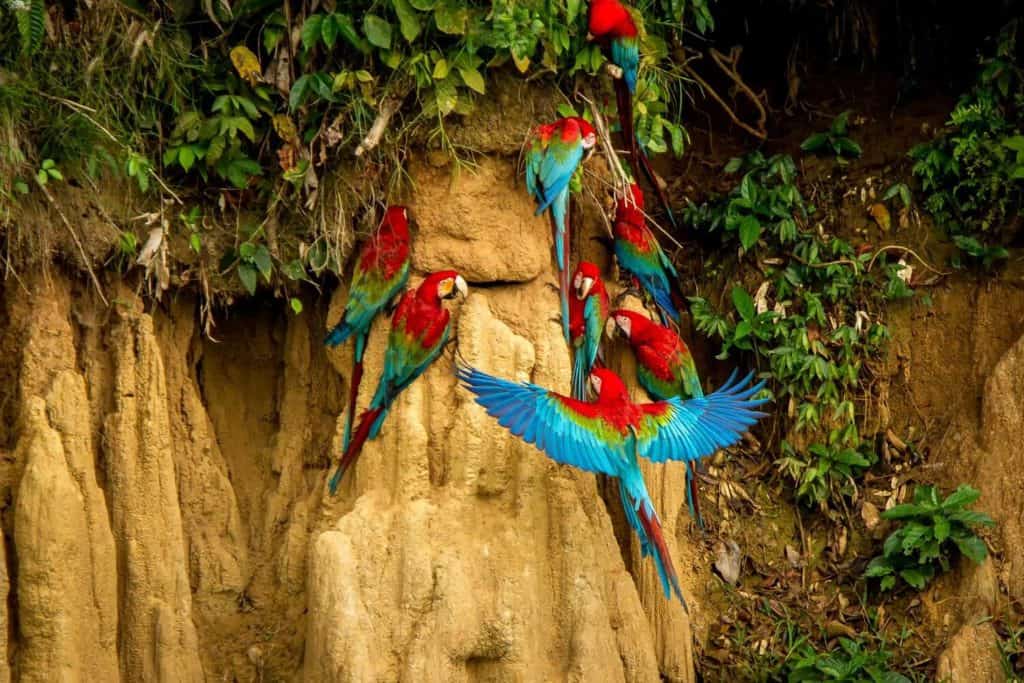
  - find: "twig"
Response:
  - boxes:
[866,244,950,276]
[581,91,632,196]
[35,179,109,307]
[355,98,400,157]
[683,47,768,140]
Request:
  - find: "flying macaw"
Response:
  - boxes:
[569,261,611,400]
[612,308,706,528]
[588,0,677,228]
[328,270,467,494]
[324,206,412,450]
[525,116,597,342]
[457,361,767,607]
[614,184,683,326]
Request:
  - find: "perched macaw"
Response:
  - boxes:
[614,184,683,326]
[525,116,597,342]
[612,308,706,527]
[457,362,767,607]
[588,0,676,228]
[569,261,611,400]
[328,270,467,494]
[324,206,412,450]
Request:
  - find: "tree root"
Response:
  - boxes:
[355,98,400,157]
[683,46,768,140]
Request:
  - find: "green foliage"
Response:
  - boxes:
[35,158,62,186]
[800,111,863,160]
[865,484,994,592]
[883,182,913,209]
[7,0,45,55]
[911,21,1024,240]
[686,153,907,510]
[786,637,910,683]
[951,235,1010,270]
[683,152,810,251]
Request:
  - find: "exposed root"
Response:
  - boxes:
[36,180,109,307]
[355,98,400,157]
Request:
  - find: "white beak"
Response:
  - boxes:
[454,275,468,298]
[578,277,594,300]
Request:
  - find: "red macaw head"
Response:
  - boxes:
[587,0,637,40]
[558,116,597,150]
[588,367,629,403]
[615,184,645,226]
[381,205,410,237]
[610,308,654,341]
[572,261,603,301]
[419,270,468,302]
[576,118,597,150]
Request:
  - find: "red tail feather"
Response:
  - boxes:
[638,502,687,610]
[615,80,677,230]
[344,359,364,447]
[328,406,384,495]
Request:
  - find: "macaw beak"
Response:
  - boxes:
[604,317,617,339]
[454,275,468,299]
[577,276,594,300]
[589,374,602,395]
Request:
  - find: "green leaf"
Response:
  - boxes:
[432,58,450,79]
[881,503,927,520]
[723,156,743,174]
[409,0,436,9]
[321,14,339,48]
[800,133,829,153]
[898,567,929,590]
[953,535,988,564]
[738,215,761,250]
[731,286,755,321]
[1003,135,1024,153]
[189,232,202,254]
[836,137,862,158]
[363,14,392,49]
[932,514,951,542]
[948,510,995,527]
[289,74,312,111]
[253,245,273,281]
[458,67,486,94]
[942,484,981,510]
[301,15,324,50]
[566,0,580,23]
[434,79,458,116]
[290,297,303,315]
[392,0,422,42]
[900,522,931,552]
[238,262,258,295]
[434,0,468,34]
[864,557,893,577]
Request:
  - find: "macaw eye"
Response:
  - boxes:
[439,278,454,297]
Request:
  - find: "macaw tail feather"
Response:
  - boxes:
[685,462,704,530]
[619,484,687,610]
[328,405,385,495]
[652,286,681,327]
[549,193,572,343]
[571,345,589,400]
[342,356,365,451]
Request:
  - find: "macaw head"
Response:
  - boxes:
[381,205,410,237]
[610,308,652,341]
[615,184,645,226]
[421,270,468,302]
[572,261,603,301]
[589,367,629,403]
[577,118,597,150]
[587,0,634,40]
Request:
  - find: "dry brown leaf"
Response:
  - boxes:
[869,202,891,231]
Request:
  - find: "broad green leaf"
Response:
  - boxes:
[932,514,951,542]
[392,0,422,42]
[953,535,988,564]
[900,522,931,552]
[238,262,258,295]
[864,557,893,577]
[434,0,468,34]
[723,156,743,174]
[948,510,995,527]
[290,298,304,314]
[800,132,828,153]
[942,484,981,510]
[898,567,929,590]
[409,0,436,9]
[731,286,755,321]
[1003,135,1024,152]
[566,0,580,22]
[253,244,273,281]
[738,215,761,250]
[434,79,458,116]
[458,67,485,94]
[301,15,324,50]
[836,137,862,158]
[432,58,450,79]
[289,74,312,111]
[881,503,927,520]
[321,14,339,48]
[363,15,392,49]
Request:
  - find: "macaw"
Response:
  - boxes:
[324,206,412,450]
[614,184,683,326]
[328,270,468,494]
[569,261,611,400]
[612,308,706,527]
[457,362,767,607]
[588,0,677,228]
[525,116,597,342]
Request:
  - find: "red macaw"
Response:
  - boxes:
[328,270,467,494]
[324,206,412,450]
[569,261,611,400]
[614,184,683,325]
[525,116,597,342]
[612,308,706,527]
[588,0,676,228]
[457,362,767,607]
